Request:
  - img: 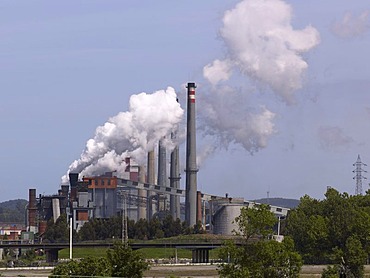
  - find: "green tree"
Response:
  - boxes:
[77,257,111,277]
[234,204,277,240]
[148,218,164,239]
[51,242,149,278]
[286,188,370,277]
[51,257,112,277]
[77,221,96,241]
[43,214,69,243]
[107,242,149,277]
[134,218,149,240]
[218,204,302,277]
[51,257,110,277]
[50,260,80,278]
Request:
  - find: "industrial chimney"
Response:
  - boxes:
[28,189,37,233]
[69,172,79,202]
[147,150,156,220]
[169,131,181,220]
[185,82,198,226]
[137,166,147,220]
[157,139,167,211]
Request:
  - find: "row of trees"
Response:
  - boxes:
[285,187,370,277]
[51,242,149,278]
[219,188,370,277]
[43,214,204,242]
[47,204,302,278]
[44,187,370,277]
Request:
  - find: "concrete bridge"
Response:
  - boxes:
[0,241,226,263]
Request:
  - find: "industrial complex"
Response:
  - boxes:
[26,83,289,237]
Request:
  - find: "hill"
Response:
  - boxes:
[0,199,28,223]
[253,197,300,209]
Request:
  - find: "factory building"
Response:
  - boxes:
[26,82,289,236]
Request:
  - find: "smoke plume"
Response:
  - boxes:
[198,85,276,155]
[203,0,320,104]
[198,0,320,158]
[331,10,370,39]
[317,126,354,152]
[61,87,183,183]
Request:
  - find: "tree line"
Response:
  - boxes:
[285,187,370,277]
[51,242,149,278]
[44,187,370,277]
[43,214,205,243]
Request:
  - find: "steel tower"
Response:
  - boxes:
[353,154,367,195]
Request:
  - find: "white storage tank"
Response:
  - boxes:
[213,203,244,235]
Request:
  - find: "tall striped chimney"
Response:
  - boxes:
[185,82,198,226]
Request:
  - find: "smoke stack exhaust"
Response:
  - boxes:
[185,82,198,226]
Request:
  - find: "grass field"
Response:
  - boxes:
[59,247,221,260]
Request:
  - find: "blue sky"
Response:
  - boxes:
[0,0,369,202]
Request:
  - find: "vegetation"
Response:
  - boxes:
[43,214,70,243]
[51,242,149,278]
[218,204,302,277]
[0,199,27,223]
[77,214,204,241]
[285,187,370,277]
[253,197,300,209]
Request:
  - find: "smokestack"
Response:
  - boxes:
[147,150,156,220]
[28,189,37,232]
[137,166,146,220]
[69,173,79,202]
[157,140,167,211]
[170,133,181,220]
[185,82,198,226]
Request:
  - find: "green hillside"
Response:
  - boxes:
[253,197,299,209]
[0,199,28,223]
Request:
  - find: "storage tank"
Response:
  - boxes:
[213,204,243,235]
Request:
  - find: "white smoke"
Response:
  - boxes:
[198,85,276,155]
[198,0,320,157]
[61,87,183,183]
[317,126,354,152]
[332,10,370,39]
[203,0,320,104]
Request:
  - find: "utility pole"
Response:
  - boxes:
[353,154,367,195]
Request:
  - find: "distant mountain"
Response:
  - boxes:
[0,199,28,223]
[253,198,300,209]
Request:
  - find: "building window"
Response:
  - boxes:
[107,179,111,186]
[95,179,98,186]
[276,208,282,212]
[101,179,105,186]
